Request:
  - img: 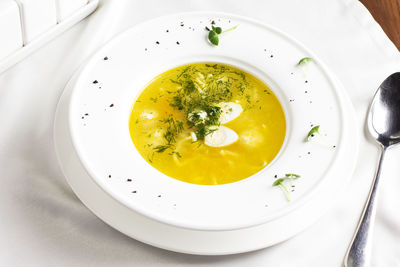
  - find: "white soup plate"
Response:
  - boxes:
[54,12,358,255]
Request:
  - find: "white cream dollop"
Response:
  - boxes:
[204,126,239,147]
[218,102,243,124]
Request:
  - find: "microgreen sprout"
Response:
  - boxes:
[286,173,301,188]
[272,174,301,201]
[208,25,238,46]
[307,125,320,141]
[273,178,290,201]
[297,57,312,66]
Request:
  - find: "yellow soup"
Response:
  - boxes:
[129,63,286,185]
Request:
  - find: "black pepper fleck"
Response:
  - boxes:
[108,175,111,178]
[307,152,311,154]
[270,55,274,58]
[110,104,114,107]
[127,179,132,182]
[158,195,161,198]
[85,113,89,116]
[156,41,160,44]
[166,29,169,32]
[132,190,137,193]
[145,48,147,51]
[104,56,108,60]
[305,80,308,83]
[93,80,98,84]
[176,41,180,45]
[211,20,215,25]
[274,175,278,178]
[205,26,210,31]
[180,22,184,26]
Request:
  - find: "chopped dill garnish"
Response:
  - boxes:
[177,66,191,79]
[183,80,196,95]
[152,116,184,153]
[148,152,155,163]
[153,145,171,153]
[161,116,184,144]
[170,79,182,85]
[149,97,158,103]
[165,64,249,141]
[148,63,250,154]
[170,151,182,158]
[245,94,251,103]
[205,64,218,69]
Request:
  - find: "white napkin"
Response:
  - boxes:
[0,0,399,266]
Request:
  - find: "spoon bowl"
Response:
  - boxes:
[368,72,400,147]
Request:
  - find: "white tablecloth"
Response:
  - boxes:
[1,0,399,266]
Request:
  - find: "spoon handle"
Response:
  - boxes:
[344,146,386,267]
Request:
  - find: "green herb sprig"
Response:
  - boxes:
[272,173,301,202]
[307,125,320,141]
[208,25,238,46]
[297,57,312,66]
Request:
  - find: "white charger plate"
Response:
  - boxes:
[54,12,358,254]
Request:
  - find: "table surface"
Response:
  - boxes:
[360,0,400,49]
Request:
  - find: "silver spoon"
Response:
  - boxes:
[344,72,400,267]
